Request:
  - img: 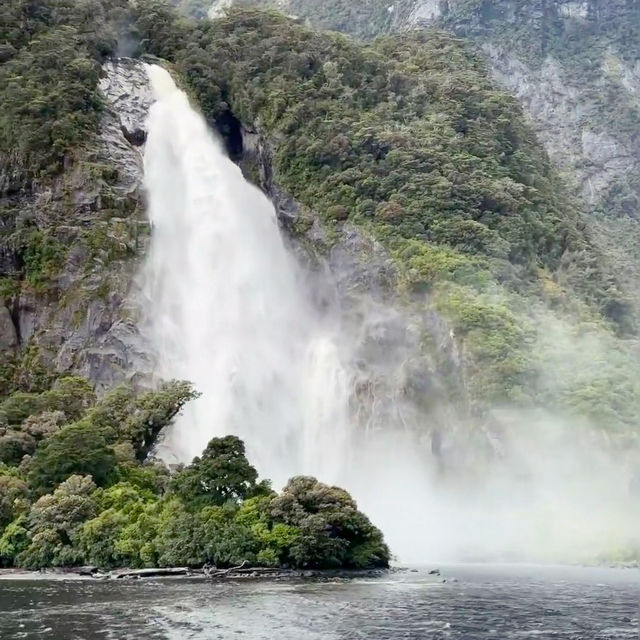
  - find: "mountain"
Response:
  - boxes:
[2,0,640,453]
[229,0,640,323]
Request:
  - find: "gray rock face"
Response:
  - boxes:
[392,0,444,28]
[394,0,640,213]
[98,59,152,195]
[65,58,155,391]
[4,58,155,392]
[0,307,18,352]
[483,45,639,207]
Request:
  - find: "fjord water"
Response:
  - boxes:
[0,566,637,639]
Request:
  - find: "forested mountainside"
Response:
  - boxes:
[135,2,640,430]
[226,0,640,327]
[2,0,640,433]
[1,0,640,567]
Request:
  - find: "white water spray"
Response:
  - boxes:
[142,65,350,488]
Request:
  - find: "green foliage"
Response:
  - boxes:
[0,472,29,529]
[0,375,386,570]
[153,498,207,566]
[17,229,66,289]
[85,381,198,459]
[113,461,170,494]
[17,475,96,568]
[0,517,29,567]
[0,430,36,466]
[0,392,44,427]
[0,376,95,426]
[77,482,156,568]
[270,476,390,568]
[239,0,393,39]
[28,422,117,494]
[171,435,262,508]
[0,0,131,184]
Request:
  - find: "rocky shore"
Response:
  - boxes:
[0,566,391,581]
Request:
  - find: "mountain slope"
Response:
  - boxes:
[2,0,640,446]
[130,3,640,440]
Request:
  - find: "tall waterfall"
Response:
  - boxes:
[142,65,350,488]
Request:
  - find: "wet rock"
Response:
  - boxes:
[0,306,18,351]
[6,58,156,392]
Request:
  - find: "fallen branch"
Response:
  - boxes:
[203,560,248,578]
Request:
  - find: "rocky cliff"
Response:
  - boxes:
[0,58,154,394]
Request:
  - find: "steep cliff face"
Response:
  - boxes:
[4,0,640,450]
[130,5,640,448]
[395,1,640,217]
[240,128,470,447]
[233,0,640,320]
[0,59,153,393]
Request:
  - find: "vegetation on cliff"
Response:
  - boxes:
[2,0,640,439]
[128,3,640,436]
[0,379,390,570]
[0,0,149,397]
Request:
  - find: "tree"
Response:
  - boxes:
[171,435,261,508]
[270,476,390,569]
[17,475,96,568]
[0,430,36,466]
[85,380,197,459]
[77,482,155,568]
[0,517,29,567]
[28,422,117,493]
[0,472,30,529]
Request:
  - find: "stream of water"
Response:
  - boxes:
[142,64,352,487]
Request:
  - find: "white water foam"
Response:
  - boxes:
[141,65,352,490]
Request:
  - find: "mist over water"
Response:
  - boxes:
[141,65,640,564]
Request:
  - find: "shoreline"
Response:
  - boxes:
[0,561,637,583]
[0,566,393,582]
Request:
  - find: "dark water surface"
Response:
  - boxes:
[0,565,637,639]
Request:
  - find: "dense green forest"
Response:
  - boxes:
[0,378,389,569]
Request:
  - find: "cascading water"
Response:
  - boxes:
[142,65,350,488]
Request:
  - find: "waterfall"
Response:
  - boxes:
[141,65,351,489]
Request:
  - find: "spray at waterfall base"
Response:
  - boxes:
[140,64,640,565]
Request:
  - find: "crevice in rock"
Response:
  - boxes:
[121,125,147,147]
[9,295,22,346]
[215,108,244,162]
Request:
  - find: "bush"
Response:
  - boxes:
[269,476,390,569]
[0,473,30,529]
[0,430,36,466]
[17,475,96,568]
